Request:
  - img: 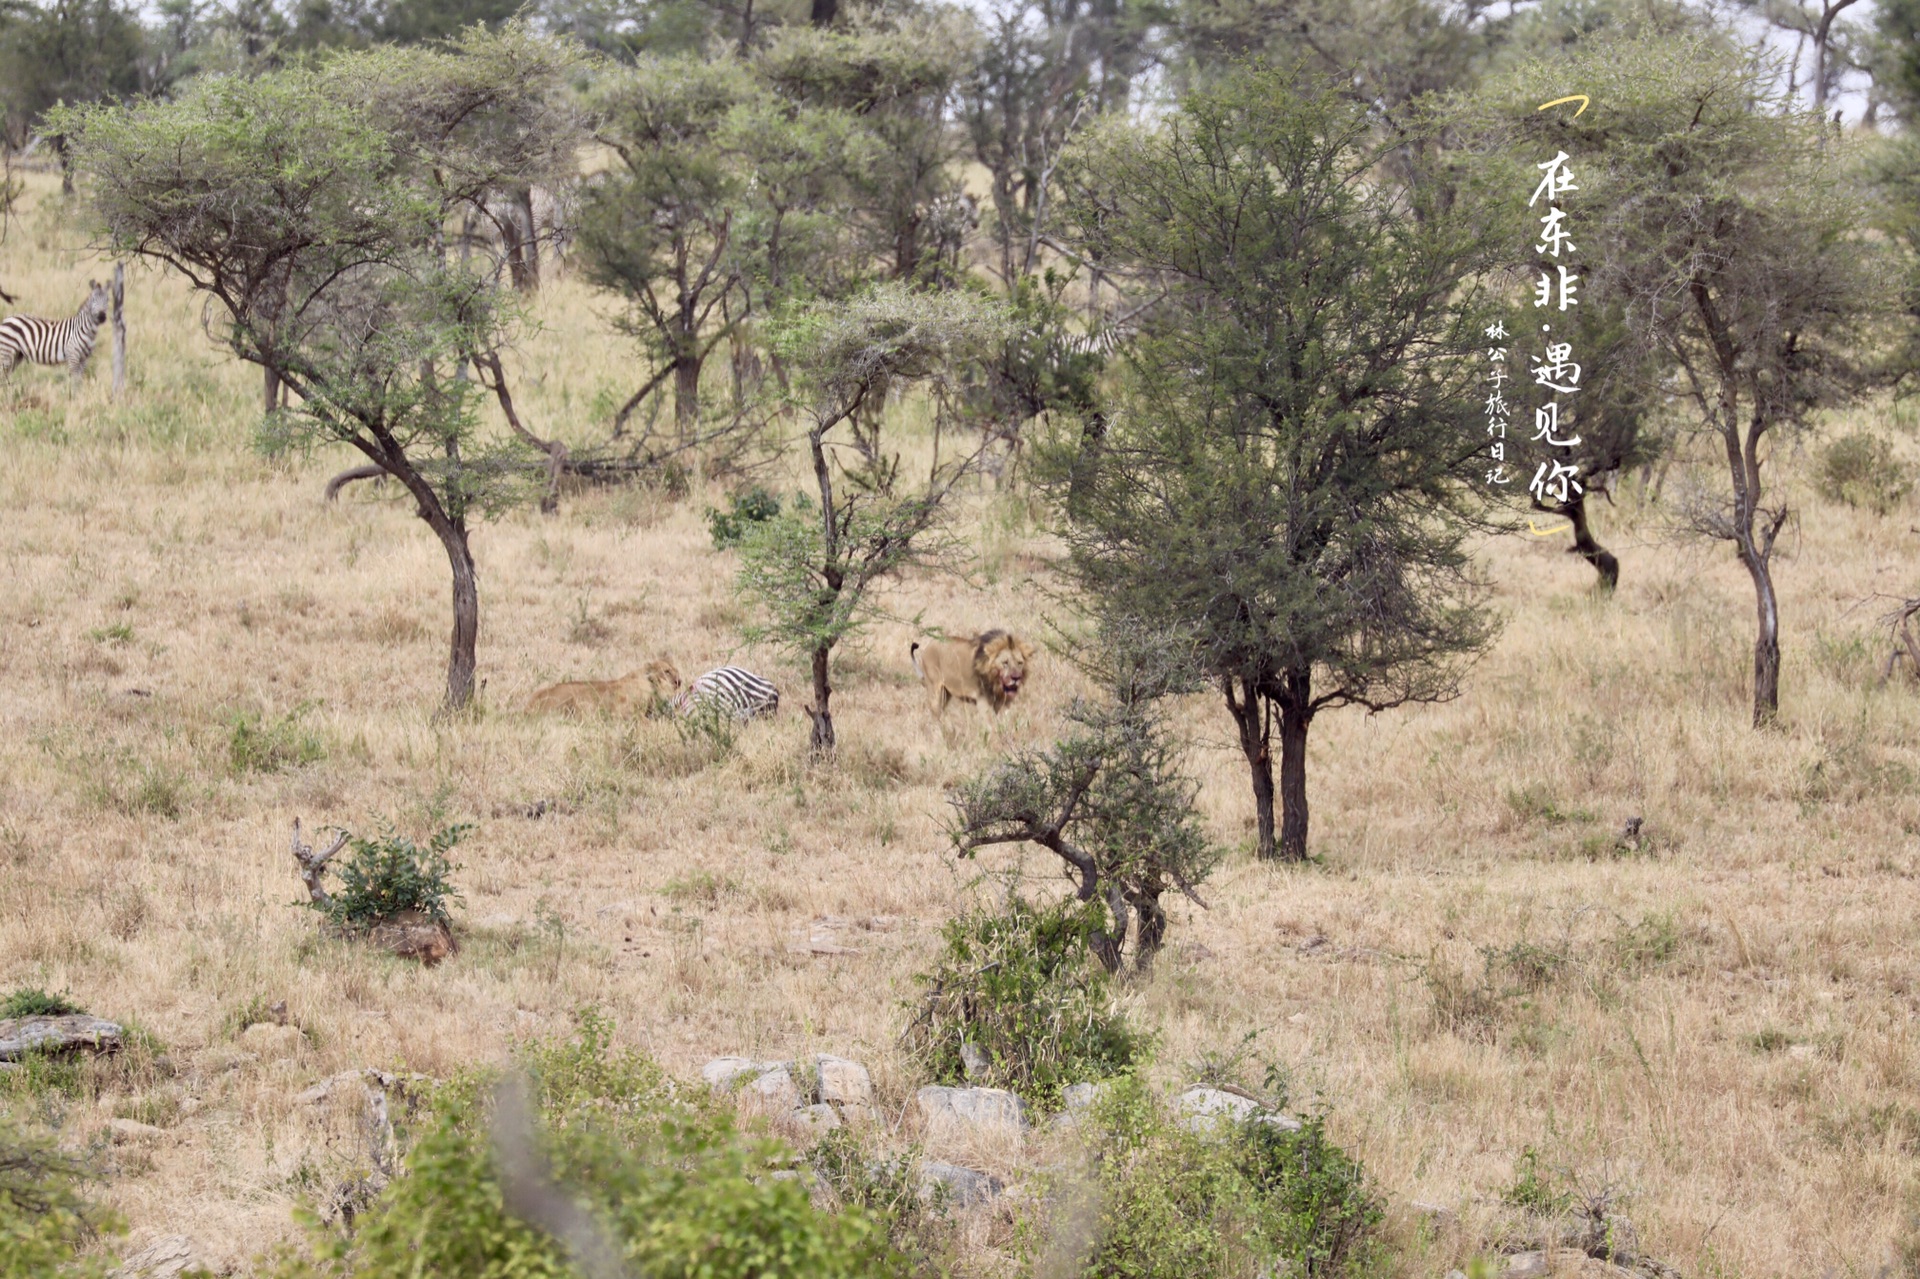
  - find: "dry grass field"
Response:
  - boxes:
[2,167,1918,1278]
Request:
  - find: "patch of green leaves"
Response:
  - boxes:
[902,896,1146,1114]
[312,824,467,931]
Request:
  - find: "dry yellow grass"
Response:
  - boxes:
[2,167,1918,1277]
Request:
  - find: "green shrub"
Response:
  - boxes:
[902,897,1146,1113]
[227,705,325,775]
[707,486,783,549]
[1818,430,1911,513]
[1041,1075,1380,1278]
[314,824,467,931]
[0,1118,118,1279]
[0,989,84,1019]
[266,1011,895,1279]
[1500,1145,1572,1217]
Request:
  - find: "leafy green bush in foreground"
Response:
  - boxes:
[0,1118,117,1279]
[266,1011,893,1279]
[903,896,1146,1114]
[1040,1074,1381,1279]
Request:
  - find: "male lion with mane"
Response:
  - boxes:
[526,659,681,717]
[911,630,1035,718]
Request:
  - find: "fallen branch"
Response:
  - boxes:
[291,818,349,907]
[324,464,386,502]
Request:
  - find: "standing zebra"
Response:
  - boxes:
[673,666,780,721]
[0,280,110,387]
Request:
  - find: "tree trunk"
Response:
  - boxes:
[415,500,479,712]
[1746,551,1781,727]
[1130,890,1166,971]
[673,346,700,439]
[1225,676,1275,862]
[109,263,125,399]
[1276,671,1313,863]
[264,366,282,413]
[809,0,837,26]
[1565,489,1618,590]
[808,645,834,754]
[501,189,537,292]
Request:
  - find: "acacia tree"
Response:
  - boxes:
[948,624,1217,973]
[758,13,977,285]
[1491,36,1891,726]
[736,283,1007,753]
[1049,67,1500,862]
[63,27,582,710]
[578,55,761,437]
[1506,299,1664,590]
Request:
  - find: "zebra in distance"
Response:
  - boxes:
[673,666,780,722]
[0,280,110,387]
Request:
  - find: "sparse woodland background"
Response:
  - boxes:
[1,0,1920,1276]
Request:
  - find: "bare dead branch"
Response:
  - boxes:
[290,818,349,907]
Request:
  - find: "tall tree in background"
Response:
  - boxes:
[0,0,147,189]
[65,27,584,710]
[759,12,975,285]
[579,55,760,436]
[1050,66,1500,862]
[1491,36,1892,727]
[960,0,1157,286]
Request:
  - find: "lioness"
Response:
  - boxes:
[911,630,1034,717]
[526,659,682,716]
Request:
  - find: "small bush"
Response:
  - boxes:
[1818,430,1911,513]
[0,989,84,1019]
[228,705,325,775]
[1500,1145,1573,1217]
[810,1129,953,1269]
[902,897,1145,1113]
[314,825,467,932]
[1050,1074,1381,1278]
[707,486,782,549]
[675,697,738,758]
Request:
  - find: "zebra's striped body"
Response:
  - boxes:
[673,666,779,721]
[0,281,110,386]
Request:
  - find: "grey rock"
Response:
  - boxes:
[1445,1271,1469,1279]
[701,1057,762,1090]
[918,1160,1004,1209]
[114,1235,221,1278]
[815,1055,872,1106]
[294,1070,367,1107]
[1052,1081,1112,1129]
[1175,1086,1301,1134]
[749,1065,802,1110]
[959,1041,989,1081]
[1409,1198,1457,1224]
[106,1118,165,1143]
[916,1084,1027,1132]
[1175,1086,1260,1129]
[0,1014,124,1061]
[791,1102,842,1138]
[1505,1252,1549,1278]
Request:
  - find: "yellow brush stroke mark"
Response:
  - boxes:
[1536,94,1590,118]
[1528,519,1573,537]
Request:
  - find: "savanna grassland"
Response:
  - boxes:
[1,165,1917,1278]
